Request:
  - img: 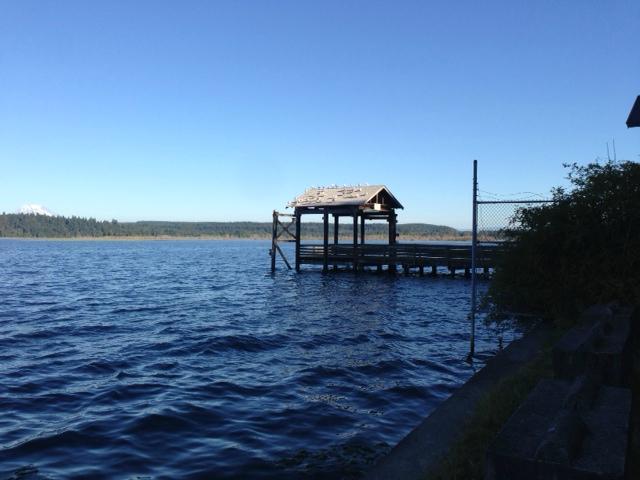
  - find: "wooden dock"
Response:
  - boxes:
[297,242,503,275]
[270,185,504,276]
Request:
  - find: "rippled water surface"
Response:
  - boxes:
[0,240,521,479]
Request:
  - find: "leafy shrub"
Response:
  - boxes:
[488,161,640,323]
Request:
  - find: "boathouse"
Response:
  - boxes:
[289,185,402,273]
[270,184,500,275]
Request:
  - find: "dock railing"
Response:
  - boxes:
[298,242,503,273]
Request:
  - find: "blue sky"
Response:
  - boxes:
[1,1,638,228]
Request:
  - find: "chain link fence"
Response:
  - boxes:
[476,193,553,242]
[469,159,553,359]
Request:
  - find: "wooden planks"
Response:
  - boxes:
[297,243,503,274]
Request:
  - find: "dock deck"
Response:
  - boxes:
[298,242,503,275]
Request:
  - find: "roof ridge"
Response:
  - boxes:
[287,185,403,209]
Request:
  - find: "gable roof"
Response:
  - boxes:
[627,96,640,128]
[288,185,403,209]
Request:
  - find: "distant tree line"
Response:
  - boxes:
[0,214,464,239]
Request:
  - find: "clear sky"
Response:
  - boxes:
[1,1,638,228]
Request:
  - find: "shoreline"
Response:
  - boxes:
[366,323,554,480]
[0,235,268,241]
[0,235,472,242]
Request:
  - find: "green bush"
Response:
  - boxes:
[488,161,640,323]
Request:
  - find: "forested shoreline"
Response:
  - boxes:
[0,214,465,240]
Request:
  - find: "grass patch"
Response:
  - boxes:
[429,327,564,480]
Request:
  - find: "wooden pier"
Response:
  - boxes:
[270,184,503,275]
[298,242,502,275]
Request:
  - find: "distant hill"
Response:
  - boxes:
[0,213,464,240]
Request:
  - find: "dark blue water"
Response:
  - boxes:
[0,240,520,479]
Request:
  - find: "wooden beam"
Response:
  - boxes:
[323,208,329,273]
[295,209,301,272]
[388,210,397,272]
[333,214,339,270]
[353,208,359,271]
[276,218,296,240]
[360,214,365,245]
[389,211,397,245]
[295,206,357,216]
[275,244,291,269]
[271,210,277,272]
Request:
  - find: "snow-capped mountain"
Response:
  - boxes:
[18,204,57,216]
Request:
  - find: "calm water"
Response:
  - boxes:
[0,240,520,479]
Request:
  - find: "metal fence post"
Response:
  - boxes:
[470,159,478,358]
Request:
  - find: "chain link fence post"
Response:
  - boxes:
[469,161,552,359]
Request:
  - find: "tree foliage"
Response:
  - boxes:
[0,215,462,240]
[488,161,640,322]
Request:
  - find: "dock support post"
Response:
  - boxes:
[270,210,277,272]
[353,208,359,272]
[323,209,329,273]
[431,265,437,276]
[333,214,339,270]
[295,209,301,272]
[388,212,397,273]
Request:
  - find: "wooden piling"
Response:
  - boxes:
[322,208,329,273]
[333,215,339,270]
[295,211,301,272]
[352,208,359,272]
[270,210,277,272]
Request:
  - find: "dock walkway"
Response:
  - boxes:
[298,242,502,275]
